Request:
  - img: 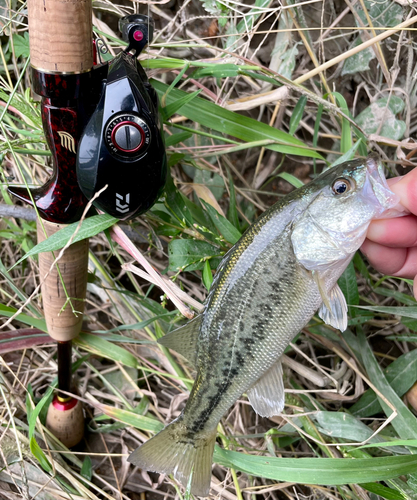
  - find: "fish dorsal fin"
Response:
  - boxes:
[157,314,202,366]
[247,359,285,417]
[318,283,348,332]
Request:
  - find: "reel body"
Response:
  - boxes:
[10,14,166,222]
[77,15,166,220]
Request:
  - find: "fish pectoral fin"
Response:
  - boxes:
[312,271,348,332]
[312,270,331,310]
[318,283,348,332]
[247,359,285,418]
[157,314,202,366]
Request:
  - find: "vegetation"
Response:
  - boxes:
[1,1,417,499]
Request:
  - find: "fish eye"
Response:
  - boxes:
[332,178,352,195]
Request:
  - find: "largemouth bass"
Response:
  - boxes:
[129,156,399,495]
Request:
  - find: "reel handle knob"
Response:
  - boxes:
[119,14,154,55]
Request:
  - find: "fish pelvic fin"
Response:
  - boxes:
[158,314,202,366]
[247,358,285,417]
[128,418,216,497]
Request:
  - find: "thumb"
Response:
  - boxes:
[389,168,417,216]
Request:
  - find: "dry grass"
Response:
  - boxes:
[1,0,417,499]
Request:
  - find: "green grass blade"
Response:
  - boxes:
[214,448,417,484]
[100,405,163,433]
[351,350,417,417]
[92,313,176,334]
[328,92,352,153]
[277,172,304,188]
[191,63,240,79]
[331,138,362,166]
[151,80,323,159]
[26,388,54,471]
[161,61,190,108]
[162,89,202,121]
[80,456,92,481]
[358,330,417,439]
[352,305,417,319]
[357,440,417,450]
[359,482,406,500]
[10,214,118,270]
[29,437,52,472]
[338,261,359,317]
[75,333,139,368]
[165,131,193,147]
[202,259,213,291]
[289,95,307,135]
[0,303,47,331]
[201,200,242,245]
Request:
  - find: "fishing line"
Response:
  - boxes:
[148,1,150,65]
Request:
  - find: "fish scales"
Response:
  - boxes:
[187,219,322,434]
[128,157,401,496]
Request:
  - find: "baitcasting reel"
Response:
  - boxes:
[77,15,167,220]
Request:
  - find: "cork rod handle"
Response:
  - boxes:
[27,0,93,448]
[28,0,93,73]
[37,220,89,342]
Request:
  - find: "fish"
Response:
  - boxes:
[128,156,400,496]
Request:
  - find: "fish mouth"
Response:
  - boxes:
[364,156,403,218]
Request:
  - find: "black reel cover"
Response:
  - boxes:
[77,16,166,220]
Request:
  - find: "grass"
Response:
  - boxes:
[1,1,417,499]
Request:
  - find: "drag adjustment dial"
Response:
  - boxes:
[105,114,151,156]
[113,121,143,152]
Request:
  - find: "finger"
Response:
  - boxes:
[366,215,417,248]
[389,168,417,216]
[386,177,403,188]
[361,239,417,278]
[361,239,407,275]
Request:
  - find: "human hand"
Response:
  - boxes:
[361,167,417,298]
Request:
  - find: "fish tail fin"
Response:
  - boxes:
[128,419,216,496]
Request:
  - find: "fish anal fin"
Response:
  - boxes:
[128,418,216,496]
[318,283,348,332]
[158,314,202,366]
[247,359,285,418]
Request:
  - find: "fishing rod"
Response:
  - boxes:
[8,0,95,447]
[9,1,166,447]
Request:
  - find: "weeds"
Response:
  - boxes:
[1,0,417,499]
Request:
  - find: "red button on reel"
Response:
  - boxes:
[133,30,144,42]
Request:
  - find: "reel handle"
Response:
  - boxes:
[119,14,154,56]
